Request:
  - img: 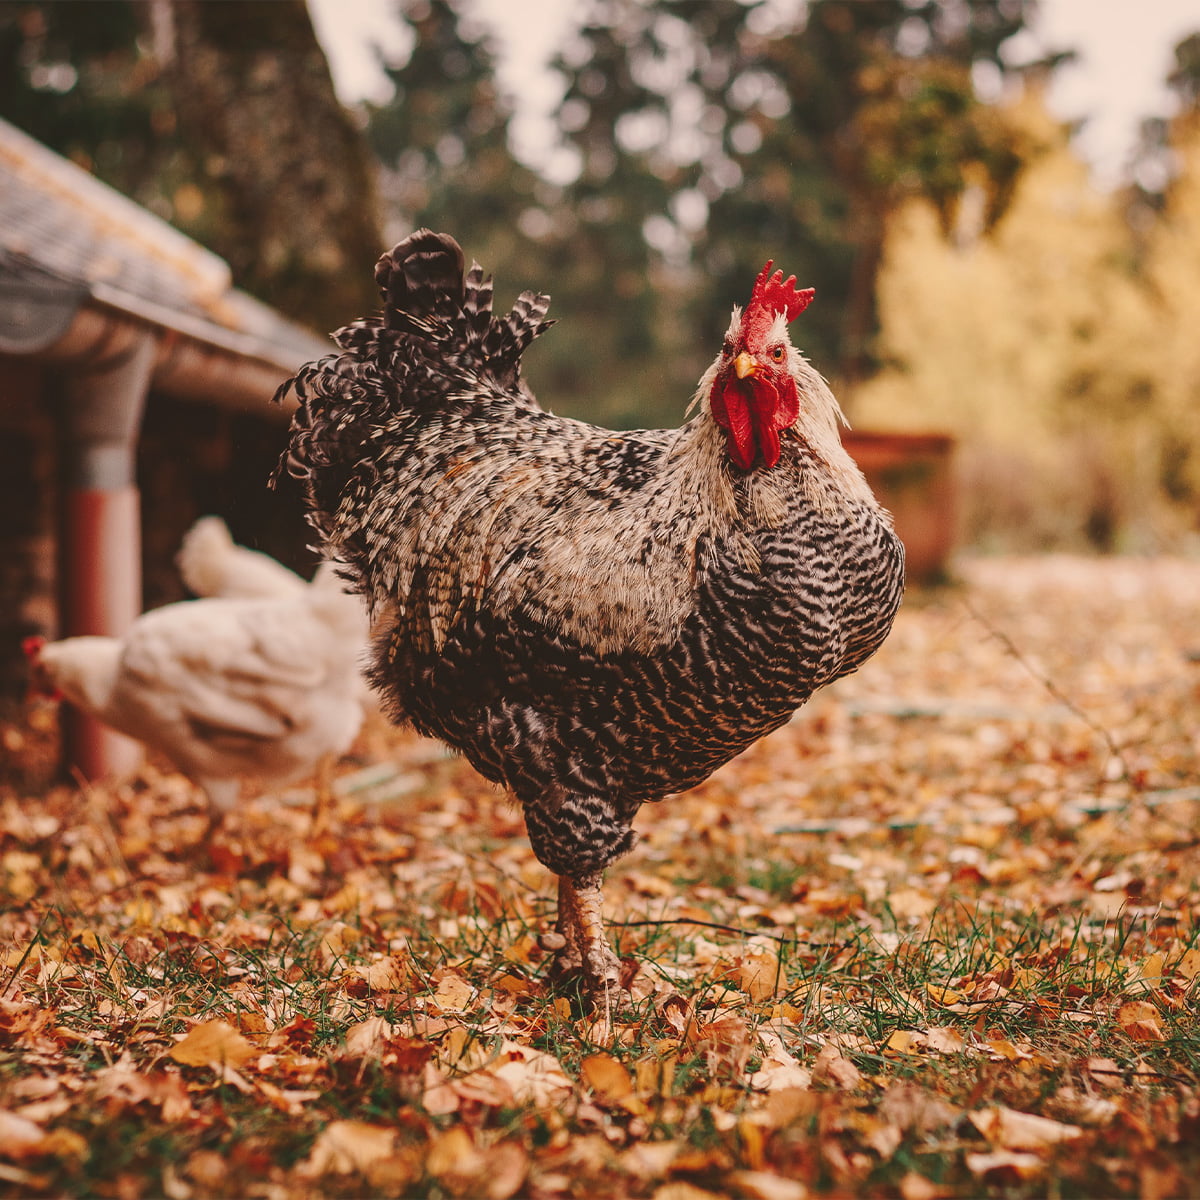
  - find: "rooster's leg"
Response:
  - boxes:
[540,874,620,999]
[565,873,621,999]
[539,875,584,974]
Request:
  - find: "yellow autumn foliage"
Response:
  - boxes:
[854,85,1199,550]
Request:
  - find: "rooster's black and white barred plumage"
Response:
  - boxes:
[276,229,904,998]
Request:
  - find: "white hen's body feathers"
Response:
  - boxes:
[38,569,365,810]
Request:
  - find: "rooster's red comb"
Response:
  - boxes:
[21,635,45,661]
[747,260,815,323]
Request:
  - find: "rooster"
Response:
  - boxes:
[276,230,904,999]
[24,564,366,821]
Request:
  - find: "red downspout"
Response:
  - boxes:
[58,327,157,780]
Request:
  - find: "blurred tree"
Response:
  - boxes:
[153,0,380,332]
[1128,31,1200,230]
[542,0,1052,425]
[0,1,171,197]
[1141,38,1200,517]
[0,0,379,331]
[535,0,728,425]
[363,0,577,412]
[853,86,1169,550]
[701,0,1052,387]
[365,0,540,247]
[1167,30,1200,109]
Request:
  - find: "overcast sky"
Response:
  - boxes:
[308,0,1200,191]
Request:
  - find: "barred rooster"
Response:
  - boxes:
[277,230,904,1000]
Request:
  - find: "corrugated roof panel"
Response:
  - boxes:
[0,116,328,368]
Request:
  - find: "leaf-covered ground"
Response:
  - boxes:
[3,555,1200,1199]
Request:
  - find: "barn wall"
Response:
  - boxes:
[137,396,313,610]
[0,358,57,703]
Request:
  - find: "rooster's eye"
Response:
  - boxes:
[770,345,786,362]
[722,341,734,357]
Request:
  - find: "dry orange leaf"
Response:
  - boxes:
[431,971,475,1012]
[923,1027,966,1054]
[1174,948,1200,982]
[725,1168,808,1200]
[653,1183,726,1200]
[581,1052,645,1114]
[965,1150,1045,1182]
[738,950,784,1002]
[925,982,965,1005]
[426,1126,483,1181]
[885,1029,927,1056]
[0,1109,47,1158]
[169,1020,256,1069]
[488,1041,574,1109]
[898,1171,943,1200]
[811,1043,862,1090]
[1118,1000,1165,1041]
[356,955,407,991]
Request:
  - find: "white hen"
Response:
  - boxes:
[176,515,375,713]
[24,564,366,816]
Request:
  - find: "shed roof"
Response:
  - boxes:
[0,116,328,370]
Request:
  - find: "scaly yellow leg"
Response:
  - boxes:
[539,873,621,1003]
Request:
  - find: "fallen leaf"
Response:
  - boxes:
[726,1168,807,1200]
[965,1150,1045,1182]
[168,1021,255,1069]
[489,1041,573,1109]
[1117,1000,1165,1041]
[479,1142,530,1200]
[885,1029,926,1055]
[922,1026,966,1054]
[620,1140,682,1179]
[426,1126,484,1188]
[431,971,475,1012]
[969,1106,1083,1150]
[0,1110,47,1158]
[301,1120,396,1176]
[1174,947,1200,981]
[1085,1057,1124,1090]
[653,1183,726,1200]
[581,1053,637,1108]
[811,1043,862,1090]
[898,1171,943,1200]
[342,1016,398,1058]
[738,950,783,1002]
[355,955,407,991]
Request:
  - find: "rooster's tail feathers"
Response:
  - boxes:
[500,290,554,360]
[374,229,555,367]
[375,228,466,330]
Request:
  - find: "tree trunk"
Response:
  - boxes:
[154,0,381,332]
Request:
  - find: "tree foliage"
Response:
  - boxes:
[529,0,1047,422]
[854,78,1200,551]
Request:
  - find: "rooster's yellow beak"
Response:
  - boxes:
[733,352,757,380]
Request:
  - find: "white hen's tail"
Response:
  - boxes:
[177,516,306,601]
